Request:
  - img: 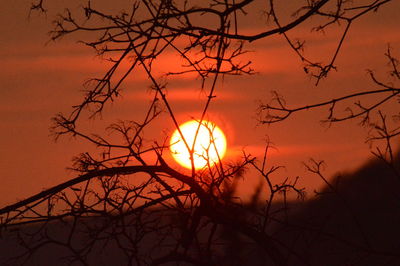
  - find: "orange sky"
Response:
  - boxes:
[1,0,400,205]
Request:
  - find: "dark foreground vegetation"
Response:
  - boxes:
[1,154,399,266]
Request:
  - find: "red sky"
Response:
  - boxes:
[1,0,400,205]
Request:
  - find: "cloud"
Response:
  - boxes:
[122,87,246,103]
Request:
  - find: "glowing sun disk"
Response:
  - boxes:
[170,120,227,169]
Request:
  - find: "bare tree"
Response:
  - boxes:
[1,0,399,265]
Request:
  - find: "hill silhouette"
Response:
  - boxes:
[270,155,400,266]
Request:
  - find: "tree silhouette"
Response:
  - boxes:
[1,0,399,265]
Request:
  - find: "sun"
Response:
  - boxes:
[170,120,227,169]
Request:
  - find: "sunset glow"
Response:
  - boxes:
[170,120,227,169]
